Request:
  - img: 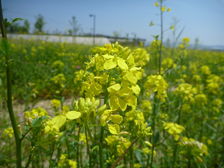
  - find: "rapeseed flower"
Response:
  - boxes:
[144,75,168,102]
[175,83,196,102]
[163,122,185,141]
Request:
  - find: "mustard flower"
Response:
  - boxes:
[74,97,100,122]
[192,74,201,83]
[195,94,207,106]
[140,100,152,112]
[3,127,14,138]
[170,24,174,31]
[144,75,168,102]
[162,58,173,70]
[200,65,211,76]
[181,37,190,47]
[206,74,222,94]
[131,48,150,67]
[179,137,208,160]
[125,110,145,122]
[175,83,196,102]
[51,99,61,109]
[149,21,154,26]
[52,60,64,69]
[161,6,166,11]
[163,122,185,141]
[182,103,192,113]
[189,62,198,74]
[167,7,171,12]
[134,163,142,168]
[105,135,131,156]
[212,98,222,113]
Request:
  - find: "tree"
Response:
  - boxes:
[6,19,30,34]
[69,16,81,36]
[24,20,30,33]
[34,14,46,33]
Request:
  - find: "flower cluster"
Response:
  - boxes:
[58,154,77,168]
[144,75,168,102]
[105,135,131,156]
[24,107,49,125]
[179,137,208,161]
[163,122,185,141]
[175,83,196,102]
[195,94,207,106]
[3,127,14,138]
[206,75,222,94]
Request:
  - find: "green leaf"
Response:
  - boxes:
[154,131,160,144]
[115,164,124,168]
[31,116,48,127]
[11,18,25,23]
[134,150,143,164]
[0,38,9,56]
[92,145,99,152]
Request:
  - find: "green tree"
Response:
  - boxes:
[24,19,30,33]
[34,14,46,33]
[69,16,81,36]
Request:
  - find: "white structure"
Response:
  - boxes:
[6,34,111,45]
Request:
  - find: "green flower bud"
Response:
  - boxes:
[97,104,107,116]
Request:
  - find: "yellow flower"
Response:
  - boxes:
[149,21,154,26]
[195,94,207,106]
[103,54,128,71]
[167,8,171,12]
[3,127,14,138]
[154,2,159,7]
[161,6,166,12]
[170,24,174,31]
[51,99,61,108]
[134,163,142,168]
[163,122,185,141]
[144,75,168,102]
[175,83,196,102]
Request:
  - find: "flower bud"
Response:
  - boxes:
[28,117,33,125]
[78,98,85,110]
[97,104,107,116]
[17,125,22,134]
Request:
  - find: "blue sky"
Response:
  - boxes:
[2,0,224,46]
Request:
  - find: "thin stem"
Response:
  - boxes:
[110,138,139,168]
[159,0,164,75]
[150,95,157,168]
[49,141,55,168]
[77,124,81,168]
[85,122,91,168]
[173,98,183,166]
[0,1,21,167]
[99,70,112,168]
[86,123,100,145]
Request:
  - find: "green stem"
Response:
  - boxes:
[77,124,81,168]
[86,123,100,145]
[49,141,55,168]
[150,95,157,168]
[159,0,164,75]
[85,122,91,168]
[99,70,112,168]
[0,2,21,167]
[173,98,183,167]
[110,138,139,168]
